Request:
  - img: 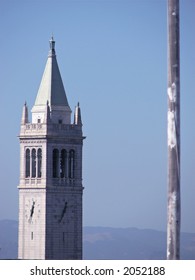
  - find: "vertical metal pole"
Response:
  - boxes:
[167,0,180,260]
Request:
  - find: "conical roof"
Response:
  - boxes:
[34,37,69,108]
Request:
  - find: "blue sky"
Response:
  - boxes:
[0,0,195,232]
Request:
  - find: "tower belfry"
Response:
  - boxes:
[18,38,85,260]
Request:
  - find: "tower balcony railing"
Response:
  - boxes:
[20,123,82,137]
[20,178,81,188]
[24,178,42,185]
[52,178,75,187]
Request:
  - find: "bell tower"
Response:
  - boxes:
[18,37,85,260]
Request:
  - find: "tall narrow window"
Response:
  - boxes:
[37,148,42,178]
[31,149,36,178]
[60,149,67,178]
[69,149,75,179]
[25,149,30,178]
[53,149,59,178]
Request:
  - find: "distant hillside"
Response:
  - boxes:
[83,227,166,259]
[84,227,195,260]
[0,220,195,259]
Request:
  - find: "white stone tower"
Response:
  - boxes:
[18,37,85,260]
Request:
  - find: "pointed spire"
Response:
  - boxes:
[32,37,72,124]
[34,37,69,107]
[74,102,82,125]
[21,102,29,124]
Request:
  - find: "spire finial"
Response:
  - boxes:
[44,100,51,124]
[21,102,29,124]
[74,102,82,125]
[49,35,55,56]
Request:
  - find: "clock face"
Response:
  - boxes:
[24,197,41,224]
[54,195,75,224]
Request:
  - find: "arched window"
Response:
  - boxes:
[31,149,36,178]
[53,149,59,178]
[25,149,30,178]
[69,149,75,179]
[37,148,42,178]
[60,149,67,178]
